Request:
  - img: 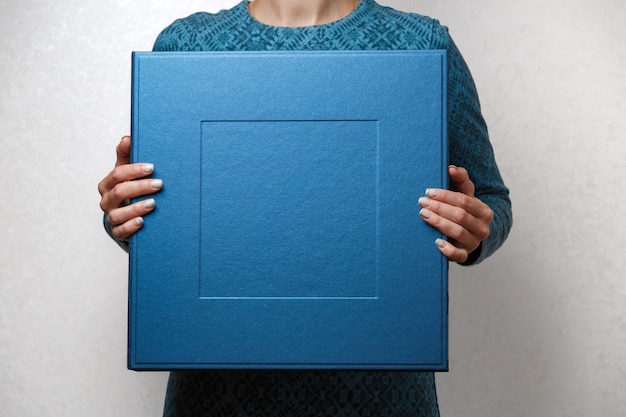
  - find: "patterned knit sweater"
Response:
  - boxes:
[145,1,512,416]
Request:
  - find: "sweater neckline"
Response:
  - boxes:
[240,0,375,31]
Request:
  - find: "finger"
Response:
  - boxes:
[100,178,163,214]
[110,217,145,241]
[106,198,156,228]
[418,196,490,239]
[116,136,132,167]
[419,207,482,254]
[435,238,469,263]
[448,165,474,196]
[98,162,155,196]
[422,187,492,221]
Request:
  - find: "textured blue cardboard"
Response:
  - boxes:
[129,50,448,370]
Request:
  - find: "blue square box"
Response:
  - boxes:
[129,50,448,370]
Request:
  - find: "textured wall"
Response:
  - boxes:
[1,1,624,416]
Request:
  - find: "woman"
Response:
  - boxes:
[98,0,512,415]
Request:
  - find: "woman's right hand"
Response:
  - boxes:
[98,136,162,241]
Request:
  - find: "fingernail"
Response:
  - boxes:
[143,198,156,209]
[418,197,431,207]
[420,208,432,219]
[142,163,154,174]
[150,179,163,189]
[435,238,446,248]
[425,188,438,197]
[134,217,144,226]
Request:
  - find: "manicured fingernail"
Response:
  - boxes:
[418,197,431,207]
[142,163,154,174]
[143,198,155,209]
[420,208,432,219]
[435,238,446,248]
[150,179,163,189]
[425,188,438,197]
[134,217,144,226]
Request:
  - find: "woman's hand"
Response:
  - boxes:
[98,136,162,241]
[418,165,493,263]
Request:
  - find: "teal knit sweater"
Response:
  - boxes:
[153,0,511,265]
[141,1,512,416]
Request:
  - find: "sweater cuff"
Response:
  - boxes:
[459,241,482,266]
[103,214,130,253]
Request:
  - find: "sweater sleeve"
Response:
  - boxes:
[152,18,185,51]
[429,21,512,265]
[152,12,222,52]
[103,214,130,253]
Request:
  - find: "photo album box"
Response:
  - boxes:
[129,50,448,370]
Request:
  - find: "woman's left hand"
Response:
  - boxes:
[418,165,493,263]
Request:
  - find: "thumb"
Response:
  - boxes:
[115,136,132,167]
[449,165,475,197]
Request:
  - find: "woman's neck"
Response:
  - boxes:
[249,0,360,27]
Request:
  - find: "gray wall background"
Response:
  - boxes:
[1,0,624,416]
